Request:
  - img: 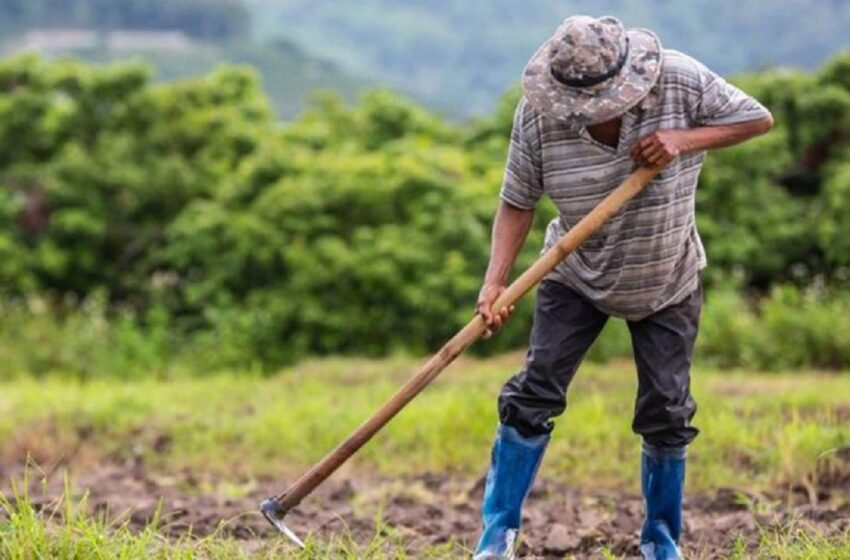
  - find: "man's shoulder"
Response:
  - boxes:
[661,49,711,85]
[516,96,581,136]
[516,96,546,127]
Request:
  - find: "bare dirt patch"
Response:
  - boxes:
[2,460,849,559]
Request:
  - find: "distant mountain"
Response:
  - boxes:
[0,0,368,119]
[86,38,369,119]
[4,0,848,119]
[245,0,850,116]
[0,0,251,41]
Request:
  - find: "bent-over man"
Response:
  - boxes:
[473,15,773,560]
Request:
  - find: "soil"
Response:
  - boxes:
[2,460,849,559]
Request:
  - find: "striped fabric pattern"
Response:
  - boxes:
[501,49,771,320]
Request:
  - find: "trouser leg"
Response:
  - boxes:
[627,283,702,448]
[498,280,609,437]
[475,280,607,558]
[628,284,702,560]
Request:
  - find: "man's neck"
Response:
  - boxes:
[586,118,622,149]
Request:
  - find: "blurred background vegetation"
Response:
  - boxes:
[0,0,848,377]
[2,0,850,117]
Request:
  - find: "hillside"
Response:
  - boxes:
[87,38,368,119]
[4,0,848,118]
[246,0,850,115]
[0,0,367,119]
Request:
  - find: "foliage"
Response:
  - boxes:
[819,162,850,268]
[698,285,850,370]
[3,283,850,378]
[0,53,849,370]
[0,55,271,310]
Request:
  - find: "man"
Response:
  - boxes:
[473,15,773,560]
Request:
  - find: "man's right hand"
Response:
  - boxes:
[476,283,515,339]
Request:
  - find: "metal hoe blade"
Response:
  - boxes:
[259,498,305,549]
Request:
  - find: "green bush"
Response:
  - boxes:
[0,53,849,371]
[695,285,850,371]
[3,284,848,380]
[0,295,173,380]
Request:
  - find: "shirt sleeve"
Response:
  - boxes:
[689,58,772,126]
[499,99,544,210]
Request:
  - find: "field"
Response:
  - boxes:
[1,4,849,559]
[2,353,850,558]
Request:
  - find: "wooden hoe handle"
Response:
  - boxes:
[271,165,663,511]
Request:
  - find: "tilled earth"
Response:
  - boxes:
[2,460,849,559]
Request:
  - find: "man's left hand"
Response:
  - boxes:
[630,130,689,168]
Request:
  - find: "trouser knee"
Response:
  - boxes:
[497,364,567,438]
[633,395,699,448]
[496,280,607,438]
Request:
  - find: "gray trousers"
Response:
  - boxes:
[499,279,701,448]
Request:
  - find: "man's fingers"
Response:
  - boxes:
[640,134,660,150]
[647,142,680,165]
[660,152,677,166]
[646,149,668,165]
[655,152,675,165]
[630,147,643,164]
[631,142,651,161]
[651,148,677,165]
[477,307,493,325]
[635,150,646,165]
[633,142,657,162]
[633,151,650,167]
[492,314,503,329]
[642,141,664,158]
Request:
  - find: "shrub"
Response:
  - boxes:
[0,54,849,371]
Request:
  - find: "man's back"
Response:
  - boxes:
[500,49,771,320]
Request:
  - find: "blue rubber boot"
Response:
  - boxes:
[640,443,686,560]
[473,424,550,559]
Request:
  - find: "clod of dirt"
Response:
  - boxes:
[543,523,581,555]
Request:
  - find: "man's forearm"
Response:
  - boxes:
[679,116,774,152]
[631,115,773,167]
[483,201,535,286]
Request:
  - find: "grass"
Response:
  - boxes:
[1,353,850,558]
[3,485,850,559]
[0,485,290,559]
[0,477,465,558]
[1,353,848,490]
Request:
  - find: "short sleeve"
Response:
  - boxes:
[499,99,544,210]
[689,57,772,126]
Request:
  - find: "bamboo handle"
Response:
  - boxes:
[273,164,663,511]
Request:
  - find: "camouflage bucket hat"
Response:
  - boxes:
[523,15,663,125]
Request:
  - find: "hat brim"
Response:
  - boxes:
[522,27,663,126]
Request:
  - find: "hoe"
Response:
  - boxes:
[259,165,664,547]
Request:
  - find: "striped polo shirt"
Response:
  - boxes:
[501,49,771,320]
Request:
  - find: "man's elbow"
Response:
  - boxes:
[754,113,774,135]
